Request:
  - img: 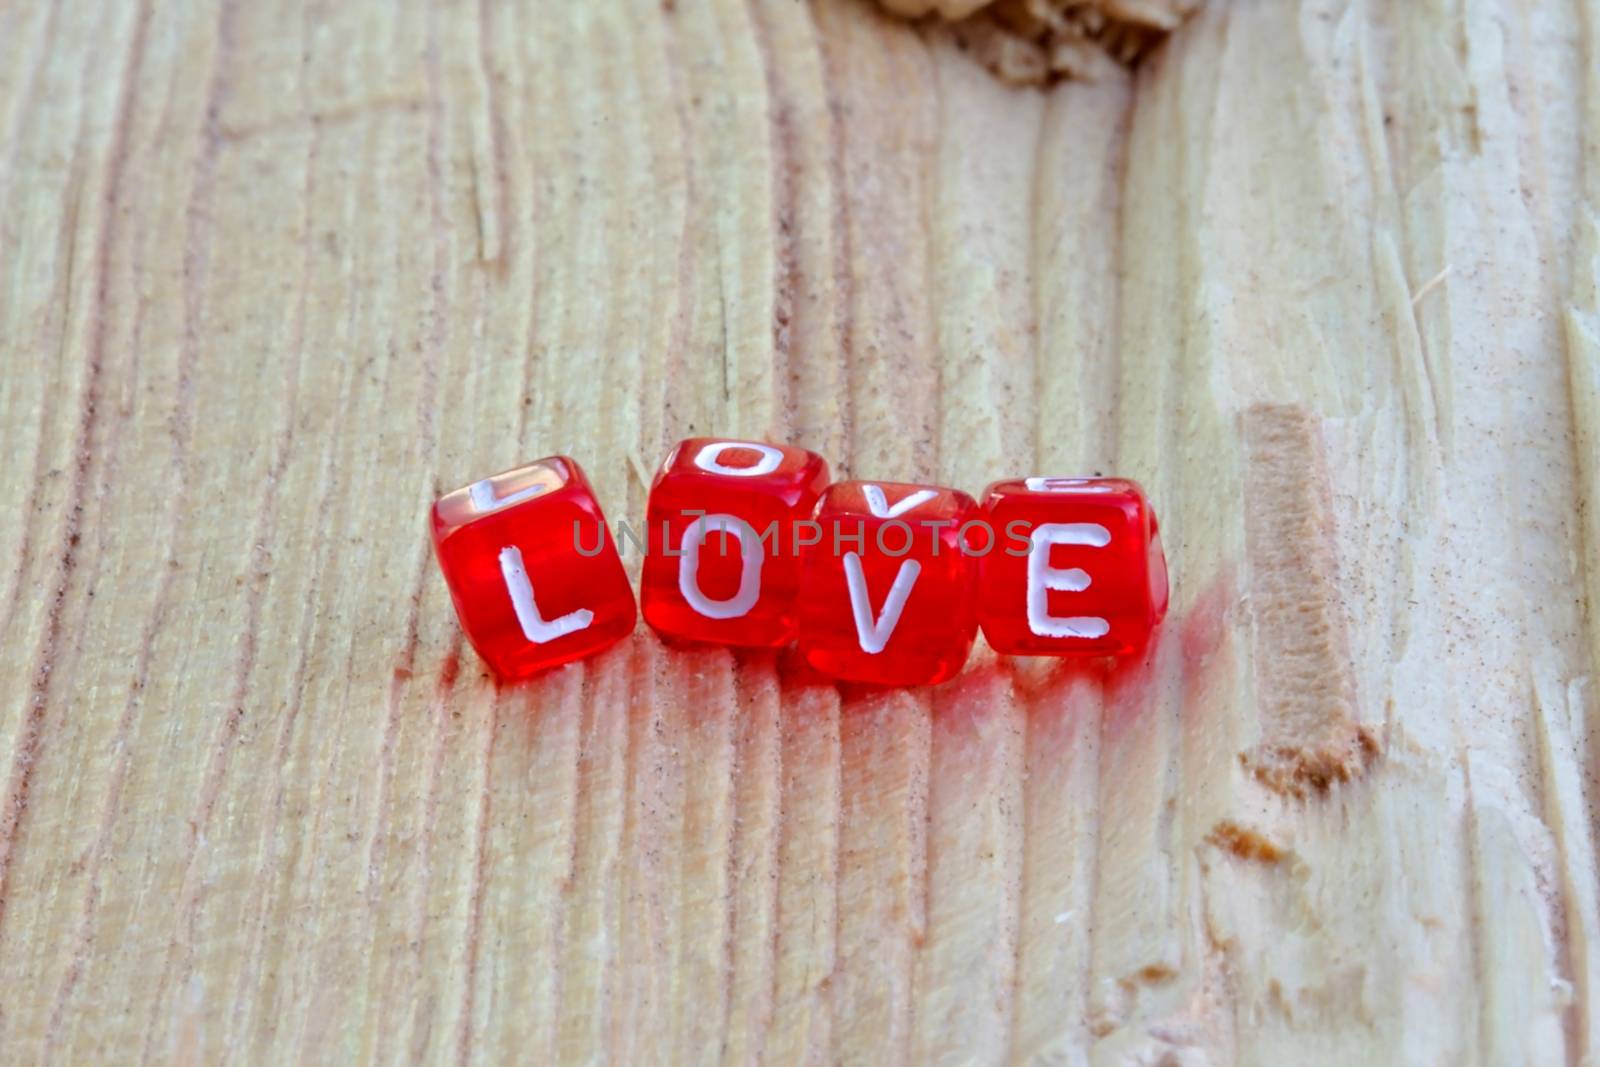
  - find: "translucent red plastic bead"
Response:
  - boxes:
[976,477,1168,658]
[798,480,979,686]
[432,443,1170,683]
[430,456,636,680]
[640,438,830,648]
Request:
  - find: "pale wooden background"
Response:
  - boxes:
[2,0,1599,1063]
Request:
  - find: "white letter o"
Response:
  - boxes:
[694,441,783,478]
[679,513,764,619]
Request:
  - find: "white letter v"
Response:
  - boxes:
[862,484,936,519]
[843,552,921,655]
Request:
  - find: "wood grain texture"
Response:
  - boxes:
[1,0,1598,1063]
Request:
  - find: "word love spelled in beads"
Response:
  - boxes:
[430,438,1169,686]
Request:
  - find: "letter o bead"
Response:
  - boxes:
[976,477,1168,657]
[641,437,829,647]
[431,456,636,680]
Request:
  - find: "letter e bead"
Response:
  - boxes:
[976,477,1168,657]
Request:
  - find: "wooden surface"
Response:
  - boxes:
[3,0,1599,1063]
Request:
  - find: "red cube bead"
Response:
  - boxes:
[976,477,1168,657]
[641,437,829,647]
[798,481,979,686]
[431,456,636,680]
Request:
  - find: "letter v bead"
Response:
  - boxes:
[799,480,979,686]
